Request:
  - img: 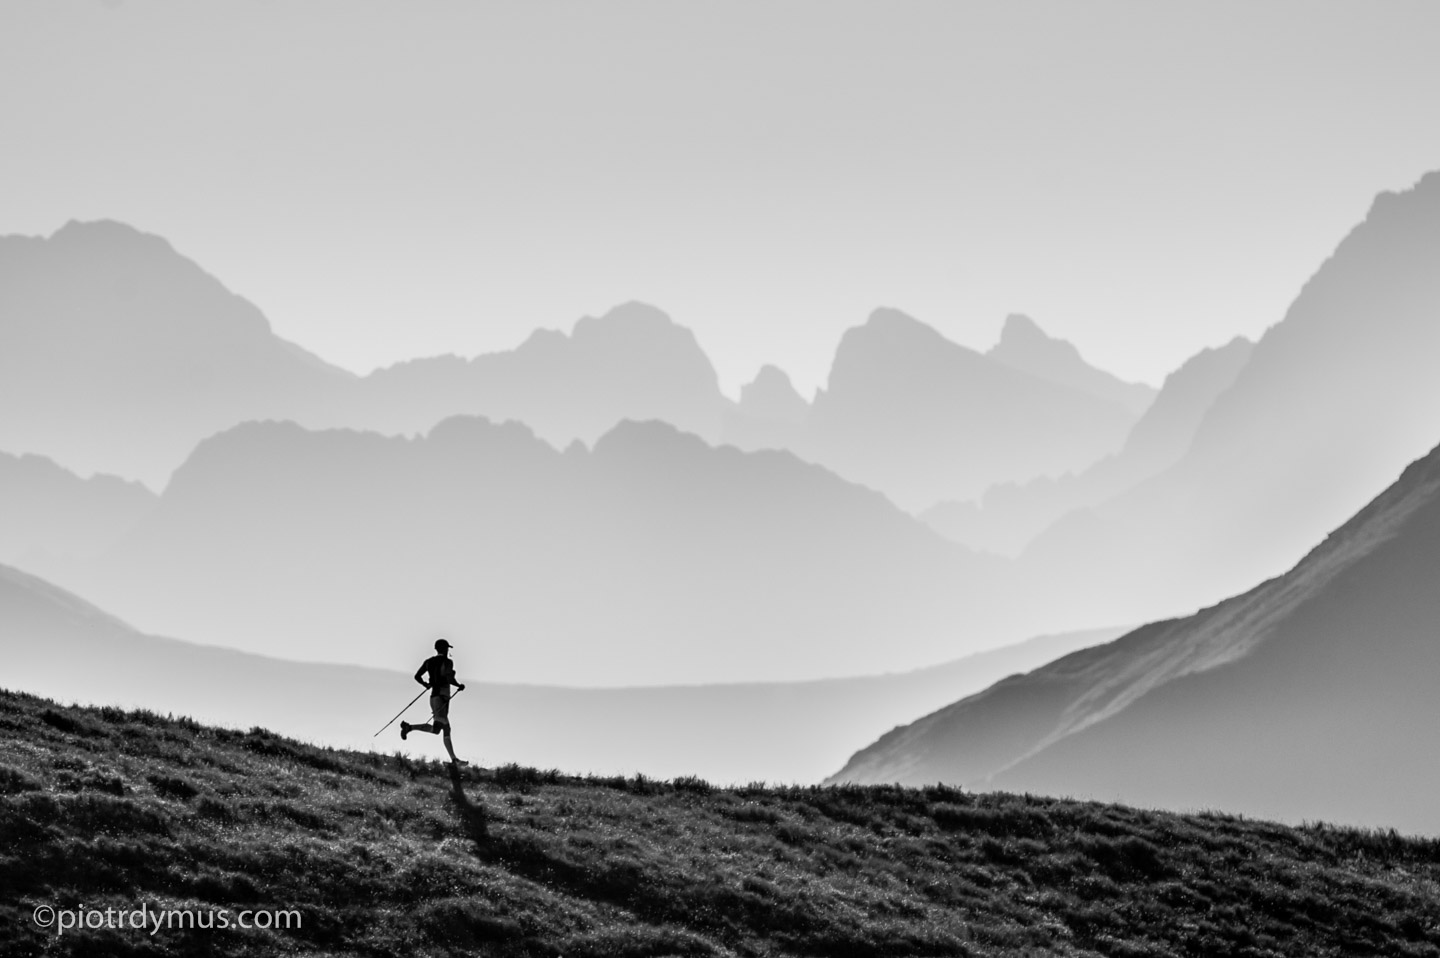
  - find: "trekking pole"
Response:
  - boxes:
[374,686,465,738]
[374,688,428,738]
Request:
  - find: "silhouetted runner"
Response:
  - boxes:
[401,638,467,765]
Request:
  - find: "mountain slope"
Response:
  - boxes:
[0,451,156,565]
[720,364,809,452]
[5,687,1440,958]
[925,335,1253,554]
[1020,169,1440,627]
[339,301,728,446]
[1120,336,1254,468]
[802,308,1138,509]
[987,312,1156,416]
[0,220,1145,511]
[0,558,1116,782]
[64,416,1036,685]
[834,438,1440,834]
[0,222,732,486]
[0,560,398,748]
[0,221,353,487]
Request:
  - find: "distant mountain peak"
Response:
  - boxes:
[989,312,1155,416]
[517,327,567,350]
[498,301,710,358]
[996,313,1081,360]
[829,308,958,366]
[1367,167,1440,220]
[0,219,358,485]
[572,301,686,340]
[26,218,287,342]
[810,307,1140,507]
[721,365,810,451]
[748,363,795,391]
[45,218,166,253]
[861,306,944,340]
[739,365,809,423]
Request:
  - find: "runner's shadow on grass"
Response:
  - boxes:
[448,763,490,842]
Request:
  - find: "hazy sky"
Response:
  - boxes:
[4,1,1439,397]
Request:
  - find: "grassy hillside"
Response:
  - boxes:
[3,688,1439,957]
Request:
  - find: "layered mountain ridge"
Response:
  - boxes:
[1016,169,1440,628]
[340,300,728,447]
[0,220,1148,516]
[926,335,1253,555]
[0,451,156,564]
[988,312,1156,416]
[0,220,351,487]
[801,308,1139,508]
[61,415,1042,685]
[834,436,1440,834]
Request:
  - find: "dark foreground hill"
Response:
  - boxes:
[4,690,1440,957]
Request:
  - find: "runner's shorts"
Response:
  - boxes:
[429,693,450,730]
